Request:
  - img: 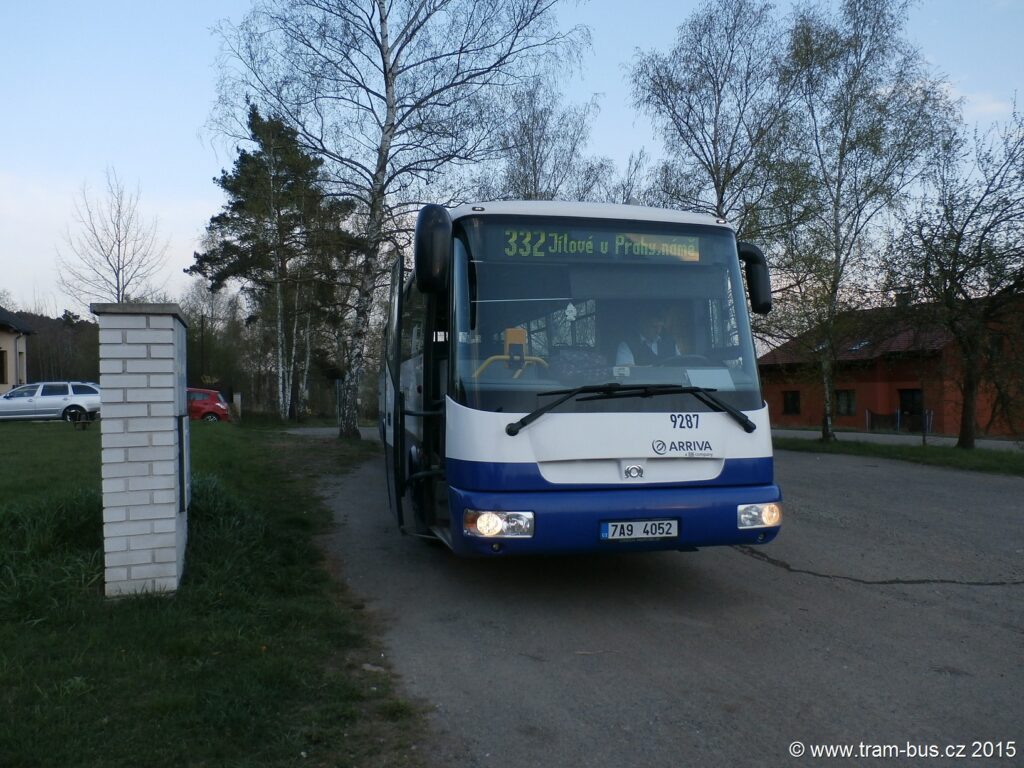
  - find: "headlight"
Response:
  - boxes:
[737,502,782,529]
[464,509,535,538]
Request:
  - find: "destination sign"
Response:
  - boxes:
[497,227,701,262]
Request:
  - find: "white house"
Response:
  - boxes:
[0,307,32,394]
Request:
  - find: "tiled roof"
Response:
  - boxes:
[759,307,951,366]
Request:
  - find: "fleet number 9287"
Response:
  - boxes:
[670,413,700,429]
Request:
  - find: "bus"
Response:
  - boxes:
[381,201,781,556]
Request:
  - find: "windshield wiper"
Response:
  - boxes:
[504,383,756,436]
[578,385,756,434]
[505,383,629,435]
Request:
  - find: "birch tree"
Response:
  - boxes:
[775,0,952,440]
[631,0,792,239]
[214,0,583,437]
[56,168,168,307]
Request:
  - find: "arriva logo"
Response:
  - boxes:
[652,439,713,455]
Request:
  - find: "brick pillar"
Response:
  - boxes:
[91,303,190,596]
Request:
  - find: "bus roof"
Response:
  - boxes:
[448,200,733,230]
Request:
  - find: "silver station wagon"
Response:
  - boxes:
[0,382,102,422]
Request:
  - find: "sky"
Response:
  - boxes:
[1,0,1021,315]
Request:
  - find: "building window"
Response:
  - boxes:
[0,349,6,384]
[782,390,800,415]
[898,388,923,416]
[836,389,855,416]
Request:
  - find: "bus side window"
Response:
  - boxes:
[399,283,424,400]
[386,260,403,380]
[401,284,426,362]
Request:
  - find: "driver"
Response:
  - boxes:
[614,306,680,365]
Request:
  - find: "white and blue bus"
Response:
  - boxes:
[381,201,781,556]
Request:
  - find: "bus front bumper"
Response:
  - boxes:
[446,483,781,556]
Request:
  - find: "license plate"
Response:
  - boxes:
[600,519,678,541]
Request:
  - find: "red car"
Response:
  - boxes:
[187,388,231,422]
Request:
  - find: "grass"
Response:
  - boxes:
[0,421,101,505]
[234,412,378,430]
[773,436,1024,476]
[0,419,424,768]
[236,411,340,429]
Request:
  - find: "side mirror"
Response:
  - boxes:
[414,204,452,294]
[738,242,772,314]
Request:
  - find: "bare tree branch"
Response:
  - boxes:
[56,168,169,308]
[631,0,792,239]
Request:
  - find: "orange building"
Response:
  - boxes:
[758,306,1023,438]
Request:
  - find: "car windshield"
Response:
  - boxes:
[451,215,763,414]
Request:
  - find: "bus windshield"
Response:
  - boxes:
[452,215,763,414]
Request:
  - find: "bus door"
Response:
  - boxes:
[420,286,450,534]
[385,253,441,536]
[384,257,407,530]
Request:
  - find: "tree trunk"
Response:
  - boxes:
[337,257,377,438]
[336,0,397,440]
[298,311,312,417]
[920,380,928,446]
[275,281,289,422]
[819,353,836,442]
[956,360,979,449]
[286,299,301,420]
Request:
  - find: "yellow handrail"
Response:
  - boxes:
[472,355,549,379]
